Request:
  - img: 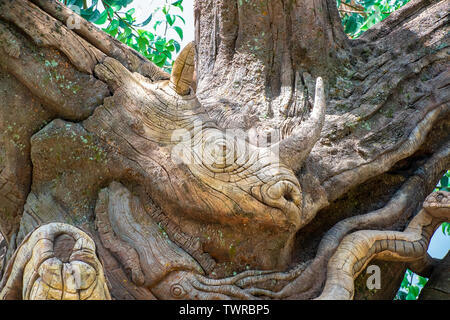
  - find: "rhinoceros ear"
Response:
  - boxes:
[170,42,195,96]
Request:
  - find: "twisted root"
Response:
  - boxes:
[316,190,449,299]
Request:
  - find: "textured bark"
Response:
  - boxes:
[0,233,5,278]
[420,252,450,300]
[0,223,111,299]
[0,0,448,300]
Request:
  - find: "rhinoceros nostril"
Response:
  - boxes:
[265,180,301,206]
[284,192,293,202]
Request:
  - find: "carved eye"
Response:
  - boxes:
[202,132,236,170]
[170,284,186,298]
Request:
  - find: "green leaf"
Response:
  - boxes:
[87,0,99,10]
[173,40,180,53]
[165,40,175,51]
[172,0,184,11]
[93,10,108,24]
[155,39,166,52]
[110,19,120,30]
[396,291,407,300]
[362,0,377,7]
[81,9,101,22]
[417,276,428,287]
[135,13,153,27]
[119,0,134,8]
[119,19,129,29]
[65,0,81,6]
[175,14,185,25]
[409,285,420,298]
[153,53,167,66]
[104,19,119,37]
[124,14,134,24]
[110,4,122,11]
[406,292,416,300]
[400,274,409,288]
[153,20,163,30]
[406,269,413,277]
[123,26,132,38]
[441,176,449,188]
[173,26,183,40]
[163,50,172,59]
[442,222,450,235]
[107,7,114,19]
[166,14,175,26]
[344,15,359,34]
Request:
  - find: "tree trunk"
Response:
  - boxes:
[419,252,450,300]
[0,0,448,300]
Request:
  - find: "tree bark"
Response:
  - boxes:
[0,0,448,300]
[419,252,450,300]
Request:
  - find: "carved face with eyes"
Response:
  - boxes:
[94,55,304,233]
[123,72,304,231]
[89,44,325,268]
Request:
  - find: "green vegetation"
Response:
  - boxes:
[58,1,415,71]
[437,170,450,192]
[437,170,450,238]
[59,0,185,71]
[437,171,450,237]
[338,0,411,38]
[395,269,428,300]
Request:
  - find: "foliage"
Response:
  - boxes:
[441,222,450,236]
[395,269,428,300]
[58,0,185,71]
[436,170,450,192]
[58,0,418,69]
[338,0,411,38]
[436,171,450,235]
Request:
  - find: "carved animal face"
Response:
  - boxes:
[97,63,304,231]
[26,45,325,269]
[72,48,333,269]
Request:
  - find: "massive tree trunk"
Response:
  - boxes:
[0,0,448,300]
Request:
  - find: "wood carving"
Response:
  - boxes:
[170,42,195,96]
[0,0,448,300]
[0,223,110,300]
[317,191,450,299]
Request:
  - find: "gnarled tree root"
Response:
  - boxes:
[316,190,450,299]
[94,181,258,300]
[0,223,111,300]
[226,143,449,299]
